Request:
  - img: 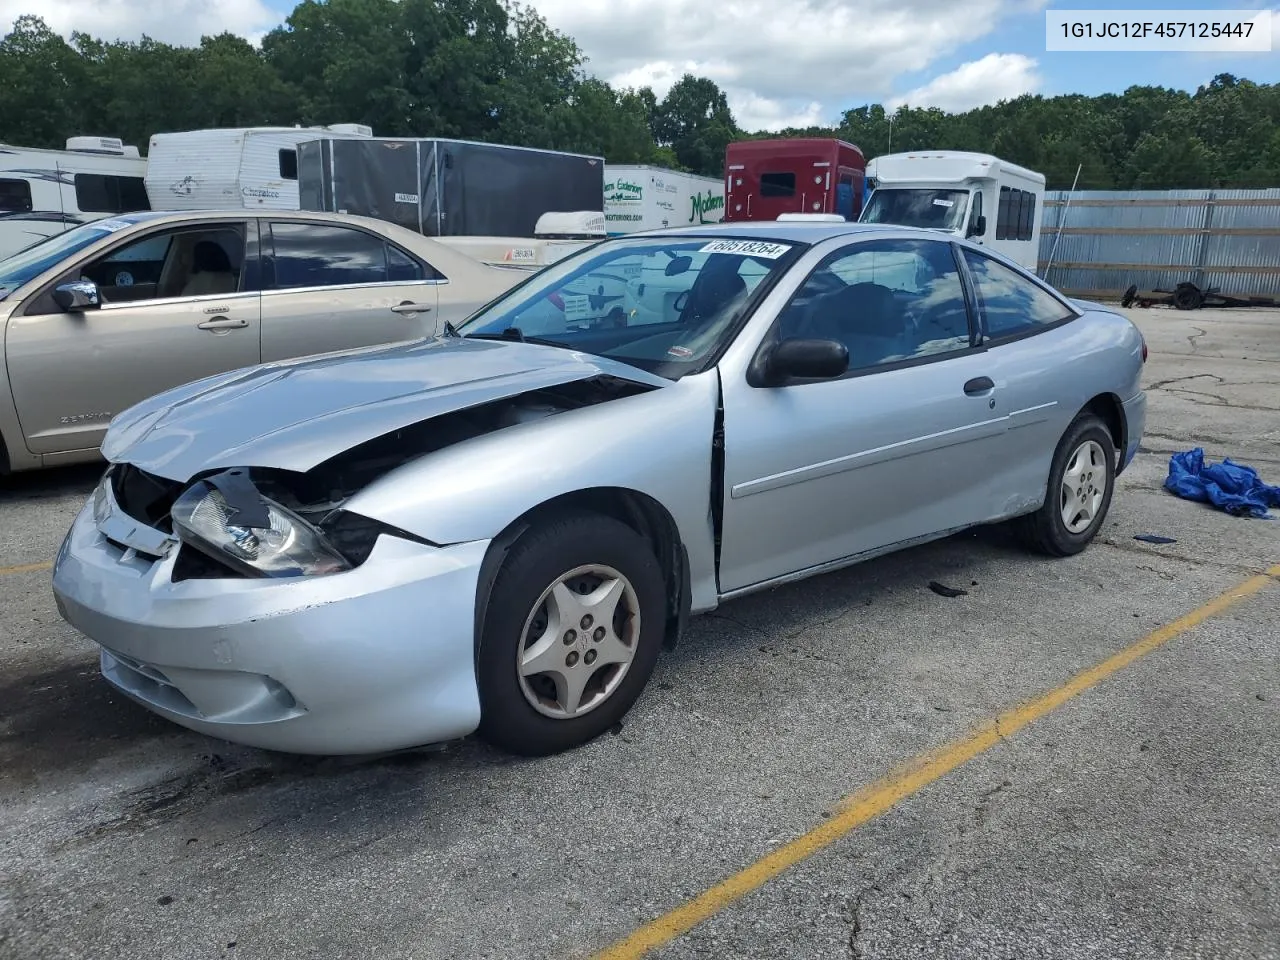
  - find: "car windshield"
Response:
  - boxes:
[457,235,804,379]
[0,219,137,301]
[860,189,969,231]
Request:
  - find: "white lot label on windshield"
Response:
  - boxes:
[932,199,955,207]
[92,219,133,233]
[698,239,792,259]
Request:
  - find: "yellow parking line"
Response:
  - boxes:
[593,565,1280,960]
[0,560,53,576]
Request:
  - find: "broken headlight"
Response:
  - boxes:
[170,473,350,579]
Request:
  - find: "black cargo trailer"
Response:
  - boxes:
[297,137,605,238]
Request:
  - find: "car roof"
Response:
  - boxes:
[115,208,408,228]
[633,220,952,245]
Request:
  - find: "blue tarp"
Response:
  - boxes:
[1165,448,1280,518]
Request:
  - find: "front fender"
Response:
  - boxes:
[342,370,723,611]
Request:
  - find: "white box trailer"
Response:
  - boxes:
[604,165,725,235]
[0,136,148,258]
[143,124,373,212]
[860,151,1046,271]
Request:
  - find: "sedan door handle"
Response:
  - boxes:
[391,301,433,315]
[197,317,249,330]
[963,376,995,395]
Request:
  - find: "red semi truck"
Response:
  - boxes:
[723,138,867,222]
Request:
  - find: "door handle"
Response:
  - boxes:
[391,301,433,315]
[197,317,249,330]
[963,376,995,395]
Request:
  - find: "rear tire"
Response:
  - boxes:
[1016,413,1116,557]
[475,512,667,756]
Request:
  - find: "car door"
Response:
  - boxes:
[957,246,1088,496]
[6,219,261,456]
[259,220,442,362]
[716,236,1013,594]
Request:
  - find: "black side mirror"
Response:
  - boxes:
[756,338,849,386]
[967,215,987,238]
[53,279,100,312]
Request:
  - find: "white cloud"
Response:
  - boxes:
[531,0,1032,128]
[888,53,1042,112]
[0,0,280,47]
[608,59,826,131]
[1,0,1042,128]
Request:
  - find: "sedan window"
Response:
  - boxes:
[960,248,1074,339]
[268,222,437,289]
[69,226,246,305]
[775,238,973,372]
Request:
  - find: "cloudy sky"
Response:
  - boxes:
[2,0,1276,130]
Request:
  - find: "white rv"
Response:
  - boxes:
[143,124,373,212]
[859,151,1046,271]
[0,137,148,258]
[604,165,725,236]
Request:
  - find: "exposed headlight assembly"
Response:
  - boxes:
[170,469,350,579]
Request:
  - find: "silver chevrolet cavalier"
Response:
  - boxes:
[52,221,1148,757]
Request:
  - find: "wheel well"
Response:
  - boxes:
[473,488,691,657]
[1082,393,1127,472]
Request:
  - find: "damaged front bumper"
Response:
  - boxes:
[52,488,490,755]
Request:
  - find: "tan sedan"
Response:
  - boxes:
[0,209,530,472]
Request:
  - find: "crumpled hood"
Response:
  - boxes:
[103,336,670,481]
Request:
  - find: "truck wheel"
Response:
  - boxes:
[475,512,667,756]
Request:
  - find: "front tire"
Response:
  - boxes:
[1017,413,1116,557]
[475,512,667,756]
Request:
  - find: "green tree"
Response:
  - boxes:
[1125,132,1219,188]
[651,74,741,176]
[0,16,91,147]
[1,6,1278,191]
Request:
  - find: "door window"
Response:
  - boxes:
[774,238,974,372]
[50,226,247,308]
[960,248,1074,339]
[0,178,33,214]
[267,222,438,290]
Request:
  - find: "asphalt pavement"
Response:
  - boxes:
[1,304,1277,960]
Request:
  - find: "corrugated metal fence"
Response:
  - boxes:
[1036,189,1280,300]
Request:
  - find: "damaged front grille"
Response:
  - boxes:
[110,463,185,533]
